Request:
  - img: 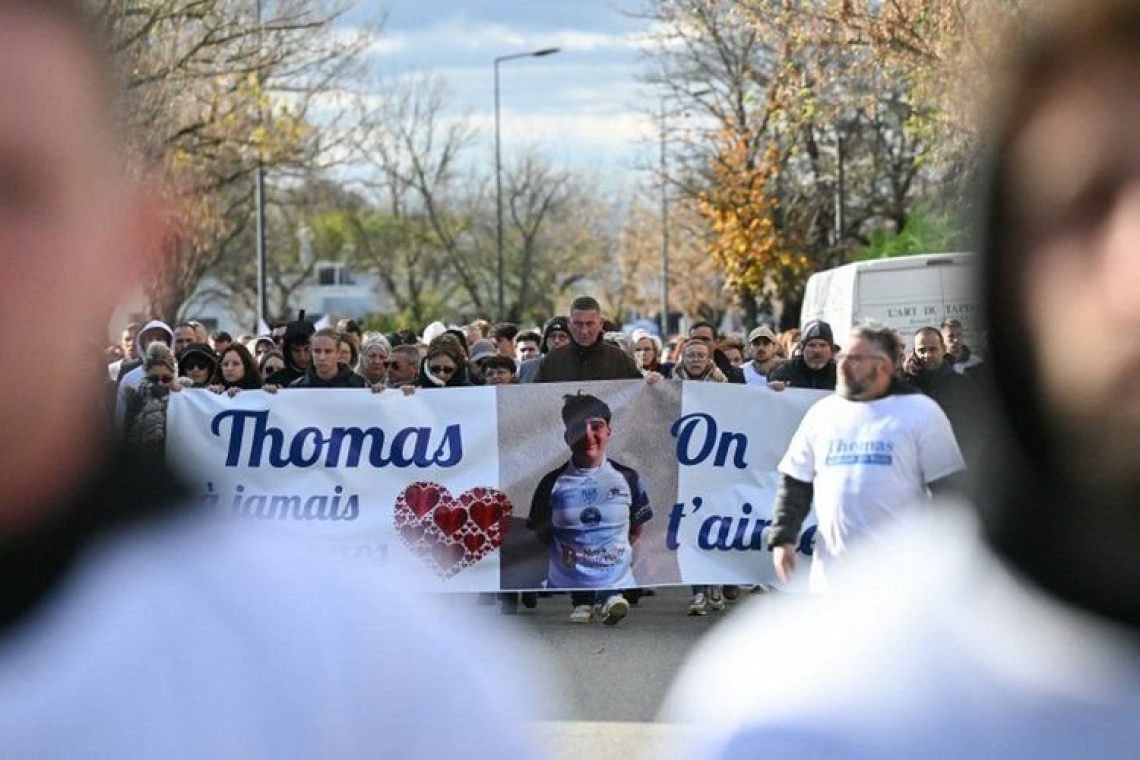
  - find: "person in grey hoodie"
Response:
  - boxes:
[113,318,173,431]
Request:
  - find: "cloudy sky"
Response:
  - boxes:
[344,0,661,176]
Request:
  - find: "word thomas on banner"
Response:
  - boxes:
[210,408,463,469]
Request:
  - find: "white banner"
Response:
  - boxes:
[166,381,822,591]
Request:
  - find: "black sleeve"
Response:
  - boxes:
[928,471,968,499]
[526,469,561,545]
[767,474,813,548]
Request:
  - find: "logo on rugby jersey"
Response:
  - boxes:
[580,506,602,526]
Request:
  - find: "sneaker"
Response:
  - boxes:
[569,604,593,624]
[521,592,538,609]
[708,585,725,612]
[688,592,708,616]
[600,595,630,626]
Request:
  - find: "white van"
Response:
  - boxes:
[799,252,979,342]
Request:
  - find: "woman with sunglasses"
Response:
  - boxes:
[257,350,286,382]
[176,343,219,389]
[415,334,473,389]
[123,342,179,452]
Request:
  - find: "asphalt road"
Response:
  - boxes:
[476,585,776,760]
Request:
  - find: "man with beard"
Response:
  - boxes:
[903,326,980,462]
[767,319,838,391]
[766,323,965,593]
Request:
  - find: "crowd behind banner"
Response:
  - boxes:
[108,312,985,597]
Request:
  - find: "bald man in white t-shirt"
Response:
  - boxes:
[768,323,965,592]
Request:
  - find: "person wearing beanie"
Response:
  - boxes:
[176,342,218,389]
[767,319,838,391]
[468,339,498,385]
[518,316,572,383]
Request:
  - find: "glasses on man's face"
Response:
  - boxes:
[148,374,174,385]
[183,361,211,372]
[430,364,456,375]
[384,361,403,370]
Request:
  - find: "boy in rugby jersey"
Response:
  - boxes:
[527,393,653,625]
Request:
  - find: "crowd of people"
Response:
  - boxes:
[103,292,988,620]
[12,0,1140,755]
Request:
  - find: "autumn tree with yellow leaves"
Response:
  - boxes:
[698,131,809,326]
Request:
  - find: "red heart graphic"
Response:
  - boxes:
[405,483,440,518]
[394,481,513,580]
[433,505,468,536]
[470,501,505,532]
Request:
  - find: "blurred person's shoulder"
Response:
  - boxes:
[660,504,1140,759]
[0,503,541,758]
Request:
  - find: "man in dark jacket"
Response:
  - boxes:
[518,316,571,383]
[534,297,642,382]
[264,313,314,387]
[768,319,838,390]
[903,326,980,461]
[288,328,366,388]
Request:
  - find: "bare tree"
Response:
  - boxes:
[93,0,377,321]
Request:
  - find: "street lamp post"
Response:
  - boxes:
[254,0,268,331]
[658,90,711,338]
[494,47,560,321]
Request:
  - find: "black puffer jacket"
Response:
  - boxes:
[264,317,314,387]
[768,356,837,390]
[533,338,642,383]
[289,364,367,389]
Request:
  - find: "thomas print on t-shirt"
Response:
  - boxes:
[526,392,653,590]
